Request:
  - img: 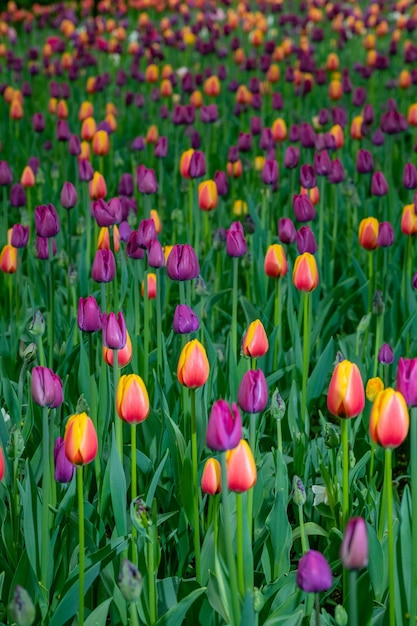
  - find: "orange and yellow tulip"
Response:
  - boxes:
[117,374,150,424]
[264,244,288,279]
[369,388,409,448]
[358,217,379,250]
[242,319,269,358]
[64,412,98,465]
[292,253,319,292]
[198,180,218,211]
[201,458,222,495]
[226,439,257,492]
[0,244,17,273]
[327,360,365,418]
[177,339,210,388]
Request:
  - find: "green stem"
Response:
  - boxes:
[41,406,50,599]
[148,500,157,625]
[341,418,349,604]
[113,350,122,461]
[189,180,194,245]
[368,251,373,314]
[247,413,257,539]
[129,602,140,626]
[232,256,239,358]
[273,279,282,371]
[144,267,149,386]
[298,504,308,554]
[410,407,417,626]
[190,388,201,583]
[48,244,55,369]
[131,424,138,565]
[315,593,321,626]
[156,269,162,375]
[385,448,395,626]
[276,419,282,455]
[349,570,358,626]
[318,178,325,270]
[236,493,244,596]
[77,466,85,626]
[134,262,141,338]
[301,292,310,431]
[220,453,241,626]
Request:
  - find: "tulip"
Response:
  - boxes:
[198,180,218,211]
[0,244,17,273]
[31,366,63,408]
[69,135,81,156]
[292,253,319,292]
[166,244,200,281]
[9,586,36,626]
[177,339,209,388]
[366,377,385,402]
[54,437,75,483]
[92,130,109,156]
[206,400,242,451]
[36,237,57,260]
[264,244,288,278]
[226,221,247,257]
[136,166,158,194]
[378,343,394,365]
[173,304,200,334]
[154,136,168,158]
[214,170,228,196]
[0,161,13,186]
[10,184,26,208]
[103,331,132,368]
[35,204,60,238]
[401,204,417,236]
[278,217,297,244]
[64,412,98,465]
[147,239,165,269]
[293,194,316,222]
[369,388,409,448]
[189,151,206,178]
[179,149,194,178]
[242,320,269,358]
[377,222,394,247]
[284,146,300,169]
[328,159,345,184]
[21,165,36,188]
[226,439,257,492]
[262,159,279,185]
[60,182,77,209]
[371,171,388,196]
[396,358,417,406]
[271,117,287,142]
[117,374,150,424]
[78,296,102,333]
[358,217,379,250]
[10,224,29,248]
[118,173,134,197]
[91,249,116,283]
[201,458,222,495]
[340,517,368,570]
[314,150,333,176]
[297,227,318,254]
[299,164,316,189]
[238,369,268,413]
[297,550,332,593]
[141,273,157,299]
[101,312,127,351]
[403,163,417,190]
[356,149,374,174]
[89,172,107,200]
[327,360,365,418]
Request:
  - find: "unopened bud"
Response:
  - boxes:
[292,475,306,506]
[324,422,340,448]
[373,290,384,316]
[118,559,143,603]
[76,394,90,414]
[357,313,371,334]
[271,388,286,421]
[29,309,45,336]
[6,427,25,460]
[9,585,36,626]
[335,605,348,626]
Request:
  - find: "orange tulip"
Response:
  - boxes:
[401,204,417,235]
[10,98,23,120]
[97,226,120,253]
[226,440,257,492]
[350,116,364,140]
[327,360,365,418]
[271,118,287,142]
[179,148,194,179]
[89,172,107,200]
[408,103,417,126]
[64,412,98,465]
[264,244,288,278]
[329,79,343,101]
[150,209,162,235]
[103,331,133,368]
[226,159,243,178]
[0,244,17,273]
[92,130,109,156]
[141,273,157,299]
[177,339,210,388]
[116,373,150,424]
[358,217,379,250]
[190,90,203,108]
[57,99,68,119]
[329,124,344,149]
[198,180,218,211]
[145,63,159,83]
[292,253,319,292]
[369,388,409,448]
[79,141,91,161]
[201,458,222,495]
[203,75,220,97]
[81,116,97,141]
[242,319,269,358]
[160,78,173,98]
[21,165,35,188]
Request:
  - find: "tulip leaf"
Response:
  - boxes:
[109,429,127,536]
[21,460,41,581]
[306,337,334,404]
[155,586,206,626]
[84,598,113,626]
[265,451,291,581]
[264,607,304,626]
[366,520,385,601]
[178,448,194,527]
[145,449,169,508]
[292,522,328,542]
[77,338,91,406]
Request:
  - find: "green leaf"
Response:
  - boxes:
[178,448,194,527]
[77,338,91,405]
[367,521,385,601]
[306,337,334,403]
[292,521,329,542]
[265,451,291,581]
[264,607,304,626]
[84,598,113,626]
[20,461,41,580]
[109,428,127,536]
[155,587,206,626]
[145,449,169,508]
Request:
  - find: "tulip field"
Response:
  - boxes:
[2,0,417,624]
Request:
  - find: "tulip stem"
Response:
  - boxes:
[156,268,162,375]
[131,424,138,565]
[236,493,245,595]
[220,453,241,626]
[129,602,140,626]
[409,407,417,626]
[368,251,374,314]
[341,419,349,527]
[298,503,308,554]
[314,593,321,626]
[273,279,282,371]
[384,448,395,626]
[41,406,50,600]
[247,413,257,540]
[113,350,122,461]
[232,257,239,358]
[301,292,311,431]
[318,177,325,271]
[348,570,358,626]
[189,180,194,245]
[134,262,141,338]
[47,245,55,369]
[144,267,149,386]
[190,388,201,583]
[77,466,85,626]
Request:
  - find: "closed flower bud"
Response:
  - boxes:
[60,182,77,209]
[314,150,333,177]
[284,146,300,169]
[189,150,206,179]
[292,475,306,506]
[201,458,222,495]
[366,377,384,402]
[154,136,168,158]
[292,252,319,292]
[147,239,165,268]
[356,149,374,174]
[403,162,417,190]
[358,217,379,250]
[340,517,368,570]
[214,170,228,196]
[118,559,143,603]
[401,204,417,236]
[29,309,45,337]
[177,339,209,388]
[54,437,75,483]
[264,244,288,278]
[297,226,317,254]
[35,203,60,238]
[242,319,269,358]
[327,360,365,418]
[91,249,116,283]
[278,217,297,244]
[136,165,158,194]
[293,194,316,222]
[226,439,256,492]
[377,221,394,247]
[10,184,26,208]
[238,369,268,413]
[369,388,409,448]
[166,244,200,281]
[9,586,36,626]
[141,273,157,299]
[396,357,417,406]
[226,221,247,257]
[378,343,394,365]
[198,180,218,211]
[92,129,109,156]
[371,171,388,196]
[93,198,121,227]
[103,331,132,368]
[10,224,29,248]
[126,231,145,260]
[262,159,279,185]
[173,304,200,334]
[117,374,150,424]
[206,400,242,451]
[0,160,13,186]
[179,149,194,179]
[21,166,36,188]
[299,164,316,189]
[36,236,56,260]
[78,159,94,183]
[89,172,107,200]
[31,366,63,408]
[328,158,345,184]
[78,296,102,333]
[64,412,98,465]
[101,311,126,350]
[0,244,17,273]
[297,550,332,593]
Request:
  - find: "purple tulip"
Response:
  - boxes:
[293,194,316,222]
[299,123,316,148]
[119,220,132,243]
[118,173,134,197]
[396,357,417,406]
[238,369,268,413]
[10,184,26,208]
[35,204,60,238]
[226,221,247,257]
[372,129,385,146]
[173,304,200,334]
[126,231,145,260]
[314,151,333,176]
[356,149,374,174]
[69,134,81,156]
[206,400,242,451]
[101,311,127,350]
[154,136,168,158]
[131,136,145,151]
[259,128,274,151]
[340,517,368,570]
[403,163,417,190]
[147,239,165,268]
[297,550,332,593]
[278,217,297,244]
[0,161,13,186]
[297,226,318,254]
[137,218,157,249]
[60,182,77,209]
[11,224,29,248]
[189,150,206,178]
[299,164,316,189]
[378,343,394,365]
[91,249,116,283]
[214,170,228,196]
[31,366,63,408]
[262,159,279,185]
[237,132,252,152]
[166,244,200,280]
[136,166,158,194]
[56,119,71,142]
[284,146,300,169]
[78,296,102,333]
[371,171,388,196]
[36,236,57,260]
[377,222,394,247]
[78,159,94,182]
[32,112,45,133]
[328,159,345,184]
[54,437,75,483]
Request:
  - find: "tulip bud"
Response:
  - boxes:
[238,369,268,413]
[292,253,319,292]
[214,170,228,196]
[358,217,379,251]
[366,377,384,402]
[278,217,297,244]
[198,180,218,211]
[226,221,247,257]
[297,550,332,593]
[377,221,394,248]
[89,172,107,200]
[297,226,318,254]
[226,439,256,492]
[356,149,374,174]
[369,388,409,448]
[299,164,316,189]
[60,182,77,210]
[262,159,279,185]
[29,309,45,337]
[147,239,165,268]
[201,458,222,495]
[35,203,60,238]
[101,311,127,350]
[91,249,116,283]
[284,146,300,169]
[103,331,132,368]
[166,244,200,281]
[293,194,316,223]
[9,586,36,626]
[340,517,368,570]
[403,162,417,190]
[292,475,306,506]
[118,559,143,602]
[177,339,209,388]
[31,366,63,408]
[0,244,17,274]
[54,437,75,483]
[117,374,150,424]
[173,304,200,334]
[0,160,13,186]
[206,400,242,451]
[136,166,158,194]
[396,358,417,406]
[241,320,269,358]
[264,244,288,278]
[64,412,98,465]
[378,343,394,365]
[371,171,388,196]
[327,360,365,418]
[78,296,102,333]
